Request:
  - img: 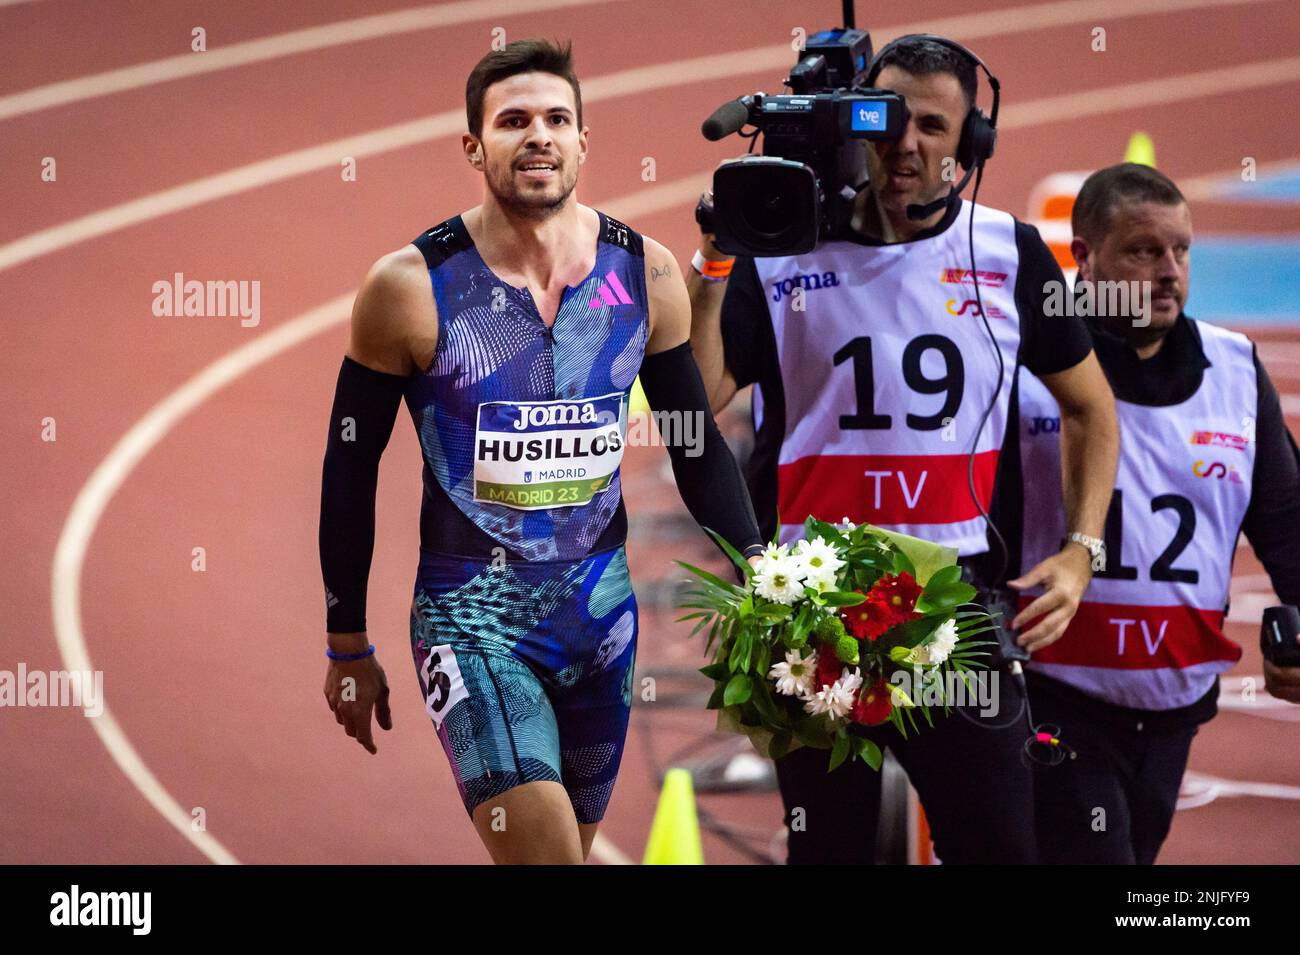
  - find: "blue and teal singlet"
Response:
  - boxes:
[402,210,649,823]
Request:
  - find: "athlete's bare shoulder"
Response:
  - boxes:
[348,244,436,377]
[641,233,676,276]
[640,233,689,353]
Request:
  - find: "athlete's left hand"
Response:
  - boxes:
[1264,659,1300,704]
[1007,545,1093,653]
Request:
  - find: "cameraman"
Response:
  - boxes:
[688,36,1119,864]
[1017,163,1300,864]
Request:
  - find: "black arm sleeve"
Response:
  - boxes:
[319,356,407,633]
[718,255,774,389]
[638,340,765,562]
[1241,349,1300,605]
[1014,220,1093,376]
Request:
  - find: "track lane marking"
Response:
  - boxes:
[0,0,626,121]
[2,0,1286,274]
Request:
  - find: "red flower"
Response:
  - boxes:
[874,572,922,616]
[844,594,895,641]
[815,646,844,689]
[852,678,893,726]
[843,572,924,641]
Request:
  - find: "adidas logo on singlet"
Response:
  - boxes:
[770,270,840,303]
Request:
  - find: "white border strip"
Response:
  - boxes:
[45,0,1296,866]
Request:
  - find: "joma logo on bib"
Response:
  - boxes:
[474,392,625,510]
[512,401,603,430]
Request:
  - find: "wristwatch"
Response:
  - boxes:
[1067,532,1107,573]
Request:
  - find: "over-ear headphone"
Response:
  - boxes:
[864,33,1000,171]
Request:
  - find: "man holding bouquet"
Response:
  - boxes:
[688,36,1119,863]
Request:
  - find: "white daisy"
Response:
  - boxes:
[768,648,817,699]
[752,549,807,605]
[802,568,840,594]
[803,667,862,721]
[924,618,960,665]
[793,536,846,580]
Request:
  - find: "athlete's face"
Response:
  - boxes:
[870,67,968,218]
[466,71,587,218]
[1073,199,1192,337]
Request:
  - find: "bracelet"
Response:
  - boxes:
[691,249,735,281]
[326,644,375,662]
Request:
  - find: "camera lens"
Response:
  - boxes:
[745,190,796,238]
[713,158,819,255]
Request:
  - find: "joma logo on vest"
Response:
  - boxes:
[511,402,608,430]
[770,271,840,303]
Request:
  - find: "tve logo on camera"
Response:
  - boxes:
[851,102,888,132]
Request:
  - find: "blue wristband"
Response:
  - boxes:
[326,644,375,662]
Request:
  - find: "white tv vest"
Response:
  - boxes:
[1017,320,1256,709]
[752,200,1023,554]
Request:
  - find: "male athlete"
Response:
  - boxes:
[1018,163,1300,863]
[318,39,763,864]
[689,36,1119,863]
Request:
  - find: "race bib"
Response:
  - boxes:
[420,643,468,729]
[473,391,626,510]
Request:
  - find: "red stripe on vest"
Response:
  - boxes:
[1020,598,1240,670]
[777,451,999,525]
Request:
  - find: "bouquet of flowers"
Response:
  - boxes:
[678,516,997,771]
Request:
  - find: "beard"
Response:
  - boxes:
[484,157,578,220]
[1090,275,1182,349]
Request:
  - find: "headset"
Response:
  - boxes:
[864,33,1000,178]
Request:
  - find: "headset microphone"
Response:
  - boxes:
[906,164,977,220]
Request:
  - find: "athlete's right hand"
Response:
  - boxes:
[323,638,393,754]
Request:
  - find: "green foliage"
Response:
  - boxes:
[834,634,861,666]
[676,521,996,772]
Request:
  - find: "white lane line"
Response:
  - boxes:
[1,0,1283,275]
[0,0,624,121]
[51,293,354,866]
[1,0,1274,124]
[591,832,636,865]
[1180,158,1300,201]
[1002,55,1300,128]
[1180,771,1300,810]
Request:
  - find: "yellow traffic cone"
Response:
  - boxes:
[1124,131,1156,167]
[642,768,704,864]
[629,375,650,415]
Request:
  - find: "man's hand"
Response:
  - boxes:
[323,637,392,754]
[1264,659,1300,704]
[1007,544,1093,653]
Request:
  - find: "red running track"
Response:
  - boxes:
[2,0,1298,864]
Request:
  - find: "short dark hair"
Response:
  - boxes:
[1072,163,1186,245]
[465,38,582,138]
[869,37,977,112]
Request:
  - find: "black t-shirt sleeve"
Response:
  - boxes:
[719,255,774,389]
[1241,349,1300,605]
[1014,219,1092,376]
